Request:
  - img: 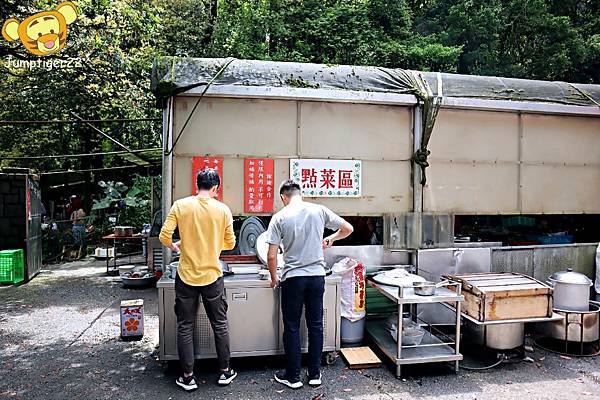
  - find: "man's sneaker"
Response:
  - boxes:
[175,375,198,391]
[308,372,322,387]
[274,371,303,389]
[218,369,238,386]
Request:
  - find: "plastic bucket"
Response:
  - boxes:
[341,317,365,345]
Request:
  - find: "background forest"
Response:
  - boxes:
[0,0,598,174]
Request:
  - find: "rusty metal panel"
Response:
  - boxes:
[429,109,519,162]
[424,163,519,213]
[521,165,600,214]
[491,244,597,282]
[300,102,412,160]
[491,248,535,277]
[172,97,297,156]
[532,244,597,282]
[522,114,600,165]
[425,109,521,214]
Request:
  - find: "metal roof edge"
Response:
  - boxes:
[441,97,600,117]
[184,85,418,106]
[181,84,600,116]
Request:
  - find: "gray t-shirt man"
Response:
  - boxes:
[265,201,345,281]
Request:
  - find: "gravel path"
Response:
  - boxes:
[1,259,599,399]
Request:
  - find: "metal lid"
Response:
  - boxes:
[239,217,266,255]
[549,268,593,285]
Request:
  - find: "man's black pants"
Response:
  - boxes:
[281,275,325,380]
[175,275,230,374]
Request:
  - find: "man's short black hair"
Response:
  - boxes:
[279,179,301,197]
[197,168,221,191]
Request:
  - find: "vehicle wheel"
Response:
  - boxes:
[324,351,338,365]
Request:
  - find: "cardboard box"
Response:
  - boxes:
[120,299,144,338]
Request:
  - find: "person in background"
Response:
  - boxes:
[159,168,237,391]
[70,202,86,258]
[265,180,353,389]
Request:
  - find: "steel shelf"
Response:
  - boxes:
[366,320,462,365]
[367,279,464,304]
[366,279,463,377]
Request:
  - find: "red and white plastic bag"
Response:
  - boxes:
[332,257,366,322]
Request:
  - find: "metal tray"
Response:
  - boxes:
[121,276,156,288]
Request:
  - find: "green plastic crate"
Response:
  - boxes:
[0,249,24,284]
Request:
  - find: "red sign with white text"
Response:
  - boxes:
[192,156,224,201]
[244,158,274,213]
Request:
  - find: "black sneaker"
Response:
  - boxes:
[274,371,303,389]
[218,369,238,386]
[308,372,322,387]
[175,375,198,391]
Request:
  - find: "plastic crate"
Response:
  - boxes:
[0,249,24,284]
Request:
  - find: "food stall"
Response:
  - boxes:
[152,58,600,368]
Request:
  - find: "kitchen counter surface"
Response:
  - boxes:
[157,268,341,289]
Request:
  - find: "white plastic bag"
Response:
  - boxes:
[332,257,366,322]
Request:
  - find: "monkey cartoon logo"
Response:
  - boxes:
[1,1,78,57]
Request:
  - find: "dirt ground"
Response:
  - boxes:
[1,259,600,400]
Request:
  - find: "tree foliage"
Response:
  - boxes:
[0,0,597,177]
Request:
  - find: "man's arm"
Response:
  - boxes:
[267,244,280,289]
[223,209,236,251]
[323,220,353,248]
[264,217,282,289]
[322,206,353,248]
[159,203,180,253]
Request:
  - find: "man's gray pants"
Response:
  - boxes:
[175,275,230,374]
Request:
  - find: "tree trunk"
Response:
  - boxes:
[202,0,218,48]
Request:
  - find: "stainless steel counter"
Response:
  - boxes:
[158,269,341,361]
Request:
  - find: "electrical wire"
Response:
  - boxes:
[2,148,160,160]
[459,358,505,371]
[0,118,160,126]
[40,163,160,175]
[165,57,236,156]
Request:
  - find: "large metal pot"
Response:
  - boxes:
[548,268,592,312]
[465,321,525,350]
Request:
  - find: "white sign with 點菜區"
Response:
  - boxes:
[290,159,361,197]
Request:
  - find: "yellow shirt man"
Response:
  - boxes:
[159,196,236,286]
[163,169,238,389]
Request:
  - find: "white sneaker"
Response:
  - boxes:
[218,369,238,385]
[175,375,198,391]
[308,372,322,387]
[274,372,303,389]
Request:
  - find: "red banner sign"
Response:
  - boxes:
[244,158,275,213]
[192,156,224,200]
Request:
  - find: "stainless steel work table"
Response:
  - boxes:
[366,279,464,377]
[158,269,342,363]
